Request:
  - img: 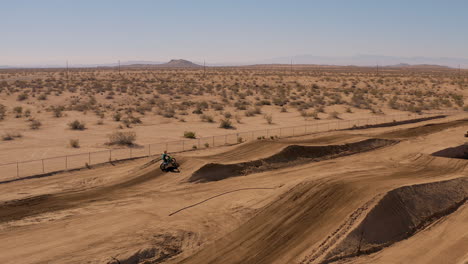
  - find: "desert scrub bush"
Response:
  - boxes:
[113,112,122,121]
[212,104,224,111]
[223,112,232,119]
[107,131,136,146]
[184,131,196,139]
[13,106,23,118]
[38,93,47,100]
[16,93,28,101]
[200,114,214,123]
[52,105,65,117]
[69,139,80,148]
[245,106,262,117]
[161,108,176,118]
[264,114,273,124]
[192,107,204,114]
[300,110,319,120]
[124,115,142,125]
[450,93,464,107]
[463,106,468,112]
[68,120,86,130]
[2,131,22,141]
[29,119,42,130]
[0,104,6,120]
[219,118,234,129]
[204,142,210,148]
[234,114,242,123]
[329,111,340,119]
[245,108,256,117]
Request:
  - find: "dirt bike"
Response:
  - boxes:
[160,156,180,172]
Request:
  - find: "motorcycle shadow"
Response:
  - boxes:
[163,167,181,173]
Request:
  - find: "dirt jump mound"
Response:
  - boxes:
[316,177,468,264]
[189,138,397,183]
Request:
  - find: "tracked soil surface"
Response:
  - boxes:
[0,115,467,264]
[313,177,468,264]
[349,115,447,130]
[0,158,169,222]
[378,118,468,138]
[189,139,397,183]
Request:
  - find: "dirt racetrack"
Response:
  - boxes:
[0,114,467,264]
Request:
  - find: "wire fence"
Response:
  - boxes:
[0,111,459,181]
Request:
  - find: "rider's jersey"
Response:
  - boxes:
[162,153,169,162]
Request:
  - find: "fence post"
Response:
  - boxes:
[165,142,168,152]
[42,159,45,173]
[109,149,112,161]
[65,156,68,169]
[182,140,185,151]
[148,144,151,157]
[280,128,282,138]
[16,162,19,177]
[212,136,214,147]
[89,152,91,165]
[198,138,200,148]
[130,148,132,158]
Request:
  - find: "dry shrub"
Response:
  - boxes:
[200,114,214,123]
[69,139,80,148]
[107,131,136,146]
[2,131,22,141]
[68,120,86,130]
[184,131,196,139]
[264,114,273,124]
[329,111,340,119]
[29,119,42,129]
[0,104,6,120]
[219,118,234,129]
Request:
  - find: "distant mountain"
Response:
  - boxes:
[120,60,164,66]
[383,63,451,69]
[254,54,468,68]
[126,59,202,68]
[2,55,467,69]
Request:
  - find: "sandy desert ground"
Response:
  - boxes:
[0,66,467,165]
[0,112,466,264]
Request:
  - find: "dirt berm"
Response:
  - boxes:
[432,144,468,159]
[320,177,468,264]
[189,138,396,183]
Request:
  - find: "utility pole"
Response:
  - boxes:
[203,59,206,77]
[118,60,121,75]
[376,63,379,76]
[290,58,293,73]
[66,60,69,88]
[458,64,463,90]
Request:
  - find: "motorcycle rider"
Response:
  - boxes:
[161,150,170,166]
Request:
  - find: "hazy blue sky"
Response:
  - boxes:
[2,0,468,65]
